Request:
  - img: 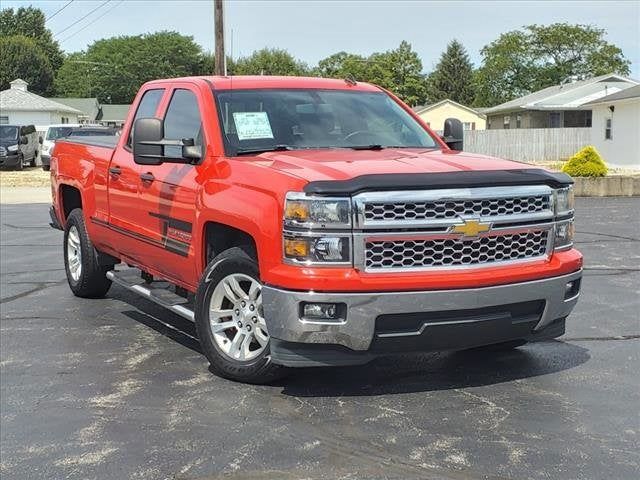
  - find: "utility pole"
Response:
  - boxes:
[214,0,225,75]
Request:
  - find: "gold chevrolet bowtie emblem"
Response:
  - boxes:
[451,219,491,237]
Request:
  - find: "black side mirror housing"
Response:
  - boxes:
[20,136,29,145]
[443,118,464,151]
[38,137,43,145]
[133,118,164,165]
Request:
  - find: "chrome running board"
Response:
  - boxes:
[106,270,195,322]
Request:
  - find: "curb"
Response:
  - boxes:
[573,176,640,197]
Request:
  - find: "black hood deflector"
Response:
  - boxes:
[303,169,573,196]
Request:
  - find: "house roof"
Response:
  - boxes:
[413,99,486,118]
[483,73,639,114]
[99,104,131,122]
[1,86,83,114]
[49,97,100,120]
[583,84,640,105]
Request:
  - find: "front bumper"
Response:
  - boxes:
[0,154,21,168]
[262,269,582,366]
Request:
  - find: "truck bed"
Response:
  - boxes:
[57,136,119,150]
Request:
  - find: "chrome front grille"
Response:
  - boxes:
[353,186,556,272]
[365,230,550,270]
[364,195,551,222]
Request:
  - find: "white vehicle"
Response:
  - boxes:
[41,124,81,171]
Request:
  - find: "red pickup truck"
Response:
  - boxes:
[50,76,582,383]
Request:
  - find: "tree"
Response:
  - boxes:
[475,23,631,106]
[316,42,427,106]
[230,48,309,76]
[426,40,475,105]
[0,35,54,94]
[54,32,210,103]
[0,6,63,71]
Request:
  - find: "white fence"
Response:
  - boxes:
[463,128,591,162]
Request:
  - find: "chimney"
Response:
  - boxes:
[10,79,28,92]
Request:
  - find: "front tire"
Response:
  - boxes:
[14,154,23,171]
[63,209,113,298]
[195,247,286,384]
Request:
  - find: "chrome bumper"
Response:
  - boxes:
[262,270,582,351]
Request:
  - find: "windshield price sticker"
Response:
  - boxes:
[233,112,274,140]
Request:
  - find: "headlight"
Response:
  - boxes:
[555,186,574,216]
[283,234,351,265]
[284,193,351,228]
[554,220,574,250]
[7,144,19,152]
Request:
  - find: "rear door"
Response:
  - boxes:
[107,87,166,258]
[135,83,205,283]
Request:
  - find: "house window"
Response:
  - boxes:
[61,117,69,124]
[549,112,561,128]
[605,118,613,140]
[503,116,510,129]
[463,122,476,130]
[0,116,8,125]
[516,115,522,128]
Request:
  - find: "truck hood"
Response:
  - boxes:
[245,148,532,183]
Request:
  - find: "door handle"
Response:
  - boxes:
[109,166,121,176]
[140,172,155,183]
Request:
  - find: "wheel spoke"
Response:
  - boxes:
[248,280,261,300]
[240,334,253,360]
[229,331,244,358]
[209,309,233,320]
[254,328,269,346]
[210,320,236,333]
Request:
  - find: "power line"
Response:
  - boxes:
[45,0,75,22]
[58,0,124,44]
[53,0,111,37]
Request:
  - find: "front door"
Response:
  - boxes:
[135,85,205,285]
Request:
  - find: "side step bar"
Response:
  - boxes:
[106,270,195,322]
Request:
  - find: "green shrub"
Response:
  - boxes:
[562,146,608,177]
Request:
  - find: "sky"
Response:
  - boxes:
[5,0,640,77]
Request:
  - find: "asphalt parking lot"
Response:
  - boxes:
[1,197,639,480]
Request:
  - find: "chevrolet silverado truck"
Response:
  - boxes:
[49,76,582,383]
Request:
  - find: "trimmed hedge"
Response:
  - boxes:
[562,146,608,177]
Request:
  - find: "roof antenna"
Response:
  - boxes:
[344,74,357,86]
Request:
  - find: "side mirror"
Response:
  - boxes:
[20,136,29,145]
[133,117,164,165]
[38,137,43,145]
[181,138,202,161]
[443,118,464,151]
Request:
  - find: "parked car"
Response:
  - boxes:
[0,124,40,170]
[68,126,119,137]
[50,76,582,383]
[41,124,80,171]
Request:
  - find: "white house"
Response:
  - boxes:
[0,79,82,126]
[483,73,639,129]
[582,85,640,170]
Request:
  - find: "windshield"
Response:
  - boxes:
[46,126,74,141]
[0,126,19,142]
[214,89,438,155]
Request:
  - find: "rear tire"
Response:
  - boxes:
[30,153,37,167]
[195,247,286,384]
[63,209,113,298]
[42,164,50,171]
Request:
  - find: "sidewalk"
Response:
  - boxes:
[0,187,51,204]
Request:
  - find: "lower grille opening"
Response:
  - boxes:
[371,300,546,353]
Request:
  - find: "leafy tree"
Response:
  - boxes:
[316,42,427,106]
[475,23,631,106]
[0,35,54,94]
[230,48,309,76]
[0,6,63,71]
[54,31,210,103]
[426,40,475,105]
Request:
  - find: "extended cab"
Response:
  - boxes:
[50,76,582,383]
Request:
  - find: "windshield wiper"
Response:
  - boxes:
[347,144,385,150]
[235,144,294,155]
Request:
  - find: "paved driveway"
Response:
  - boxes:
[1,198,639,480]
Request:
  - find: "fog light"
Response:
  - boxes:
[303,302,340,320]
[564,279,581,299]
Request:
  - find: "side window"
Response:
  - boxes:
[127,88,165,146]
[163,89,203,157]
